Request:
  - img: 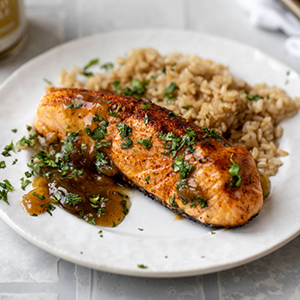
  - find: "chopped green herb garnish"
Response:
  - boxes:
[182,105,192,110]
[144,113,149,124]
[137,136,152,149]
[0,161,6,169]
[173,156,196,179]
[141,103,150,110]
[163,82,178,100]
[169,194,178,208]
[113,79,149,98]
[46,203,55,216]
[159,128,197,157]
[84,58,99,70]
[190,197,208,209]
[26,125,32,131]
[43,78,52,85]
[20,177,31,190]
[89,195,108,205]
[82,71,93,77]
[2,141,14,157]
[62,131,80,155]
[81,58,99,76]
[168,111,179,120]
[63,193,82,206]
[116,123,133,149]
[81,71,94,77]
[95,141,111,149]
[92,114,101,123]
[87,217,96,225]
[108,105,121,118]
[117,123,132,138]
[178,209,185,214]
[211,231,216,235]
[201,127,223,142]
[138,228,144,231]
[162,66,166,74]
[123,79,149,98]
[95,150,108,167]
[246,93,263,101]
[120,199,129,215]
[137,264,148,269]
[100,62,114,71]
[227,153,242,187]
[11,129,17,133]
[117,192,129,199]
[67,98,82,109]
[85,121,108,141]
[145,175,150,182]
[0,179,13,204]
[32,192,45,200]
[121,137,133,149]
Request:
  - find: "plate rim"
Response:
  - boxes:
[0,28,299,278]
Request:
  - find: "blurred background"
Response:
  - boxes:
[1,0,300,299]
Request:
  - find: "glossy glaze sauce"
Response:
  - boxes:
[22,93,130,227]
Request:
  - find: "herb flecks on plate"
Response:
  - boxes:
[0,179,14,204]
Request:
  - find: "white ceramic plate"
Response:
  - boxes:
[1,29,300,278]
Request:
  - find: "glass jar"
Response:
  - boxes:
[0,0,26,59]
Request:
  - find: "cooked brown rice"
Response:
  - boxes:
[57,48,300,177]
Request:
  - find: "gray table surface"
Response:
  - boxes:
[1,0,300,299]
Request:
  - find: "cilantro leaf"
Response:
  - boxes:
[100,62,114,71]
[20,177,31,190]
[137,136,152,149]
[108,105,121,118]
[121,137,133,149]
[227,153,242,187]
[0,179,14,204]
[43,78,53,85]
[116,123,132,138]
[163,82,178,100]
[173,157,196,179]
[2,141,14,157]
[246,93,263,101]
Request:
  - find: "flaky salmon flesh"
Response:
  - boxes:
[34,88,264,228]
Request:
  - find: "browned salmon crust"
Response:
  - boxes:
[34,87,264,228]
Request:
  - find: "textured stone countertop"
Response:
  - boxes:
[1,0,300,299]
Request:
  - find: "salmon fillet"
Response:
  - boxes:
[34,87,264,228]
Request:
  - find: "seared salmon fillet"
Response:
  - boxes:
[34,87,264,228]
